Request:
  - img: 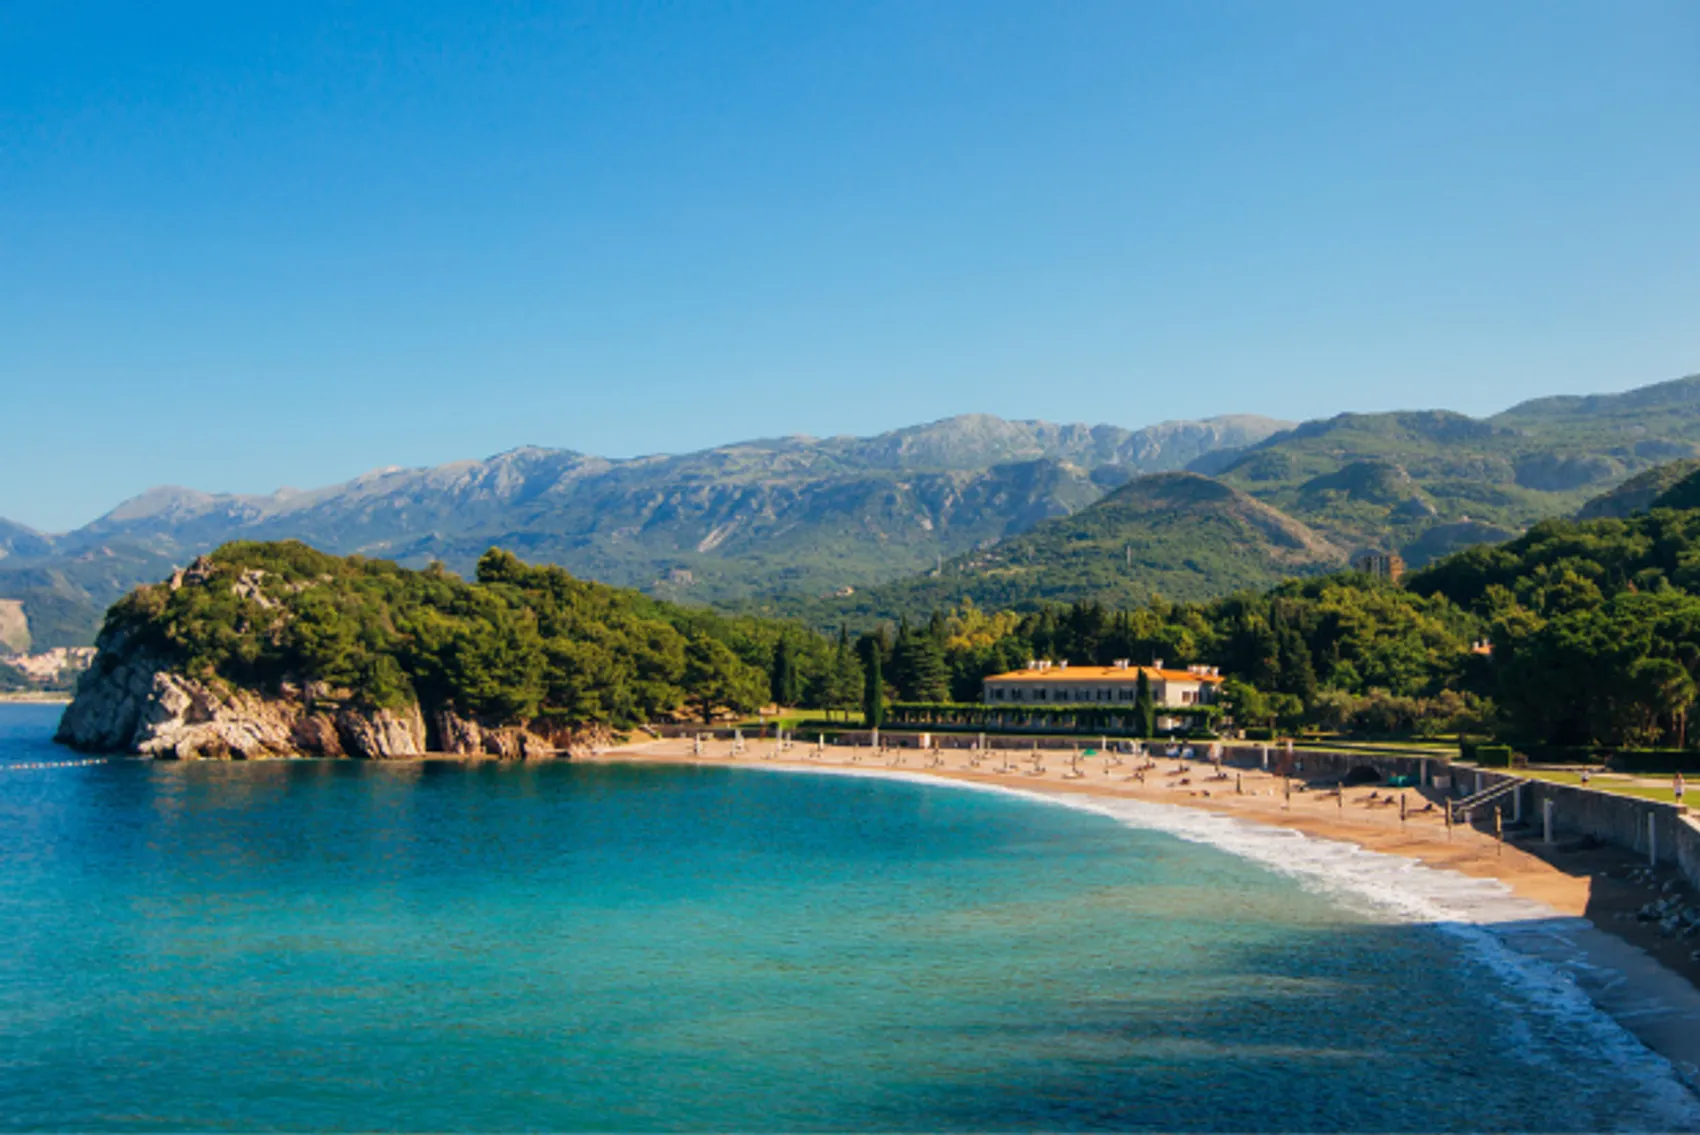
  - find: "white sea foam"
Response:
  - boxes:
[757,763,1700,1129]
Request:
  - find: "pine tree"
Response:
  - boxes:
[684,635,767,724]
[895,632,950,702]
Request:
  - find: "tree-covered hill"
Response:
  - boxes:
[89,542,860,734]
[1404,508,1700,748]
[1199,374,1700,569]
[1575,459,1700,519]
[1649,466,1700,512]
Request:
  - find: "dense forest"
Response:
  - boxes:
[850,506,1700,752]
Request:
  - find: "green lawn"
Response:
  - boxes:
[1510,766,1691,805]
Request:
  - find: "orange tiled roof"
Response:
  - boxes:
[984,666,1223,684]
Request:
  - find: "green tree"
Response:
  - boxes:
[1221,677,1271,730]
[818,628,863,719]
[1134,669,1155,737]
[770,636,800,706]
[893,627,950,702]
[683,635,767,723]
[862,642,885,728]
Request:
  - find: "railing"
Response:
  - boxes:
[1449,775,1528,825]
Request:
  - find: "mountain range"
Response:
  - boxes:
[0,413,1284,648]
[7,372,1700,649]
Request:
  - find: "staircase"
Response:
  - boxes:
[1450,776,1529,824]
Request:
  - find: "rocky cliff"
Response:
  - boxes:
[56,646,606,761]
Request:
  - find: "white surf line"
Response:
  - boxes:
[644,756,1700,1126]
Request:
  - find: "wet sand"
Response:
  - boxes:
[587,735,1700,1092]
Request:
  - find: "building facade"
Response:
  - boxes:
[981,660,1224,708]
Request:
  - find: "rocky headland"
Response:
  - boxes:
[51,548,639,761]
[56,643,609,760]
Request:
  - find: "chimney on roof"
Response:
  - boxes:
[1026,659,1038,670]
[1058,660,1069,670]
[1153,658,1164,670]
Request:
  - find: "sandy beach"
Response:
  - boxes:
[588,734,1700,1093]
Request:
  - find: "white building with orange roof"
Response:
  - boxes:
[981,659,1224,708]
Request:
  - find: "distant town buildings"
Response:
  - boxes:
[1350,548,1405,582]
[982,659,1224,708]
[0,646,96,690]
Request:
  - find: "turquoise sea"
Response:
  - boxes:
[0,703,1696,1132]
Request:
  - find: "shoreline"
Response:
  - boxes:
[587,736,1700,1097]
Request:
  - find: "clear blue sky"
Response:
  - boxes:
[4,1,1698,532]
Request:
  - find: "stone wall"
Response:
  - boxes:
[1392,762,1700,893]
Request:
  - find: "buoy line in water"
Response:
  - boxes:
[1,757,117,771]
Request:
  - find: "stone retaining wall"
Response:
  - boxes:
[1412,764,1700,893]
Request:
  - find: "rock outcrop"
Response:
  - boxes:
[55,649,430,760]
[433,710,543,759]
[55,646,607,761]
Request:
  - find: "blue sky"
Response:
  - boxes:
[3,1,1698,531]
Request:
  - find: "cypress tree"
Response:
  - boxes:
[1135,669,1155,738]
[889,616,914,697]
[770,637,799,706]
[863,648,885,728]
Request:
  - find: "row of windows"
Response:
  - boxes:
[986,685,1196,704]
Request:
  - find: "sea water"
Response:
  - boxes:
[0,704,1695,1132]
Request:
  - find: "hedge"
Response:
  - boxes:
[1474,744,1514,768]
[883,700,1221,737]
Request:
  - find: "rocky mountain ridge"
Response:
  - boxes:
[0,412,1286,645]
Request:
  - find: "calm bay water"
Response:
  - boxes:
[0,704,1694,1132]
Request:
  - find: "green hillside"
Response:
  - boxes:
[1205,375,1700,567]
[758,472,1347,624]
[1650,466,1700,512]
[1577,459,1700,519]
